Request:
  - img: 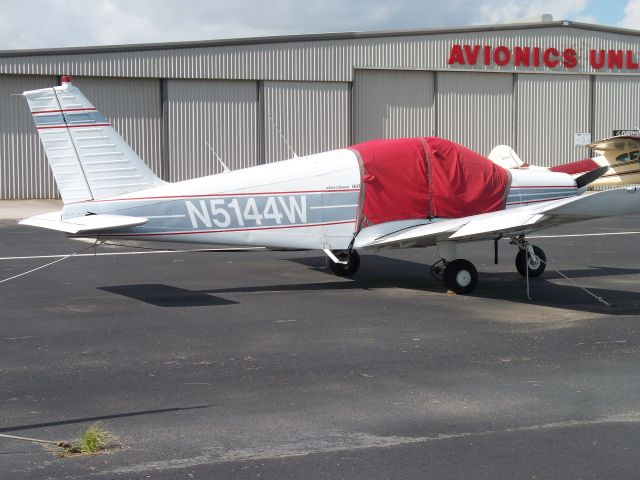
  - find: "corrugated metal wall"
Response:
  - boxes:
[593,76,640,140]
[516,74,591,166]
[3,23,640,198]
[353,69,434,142]
[263,81,350,163]
[72,76,164,177]
[2,25,640,81]
[0,75,56,199]
[437,72,513,155]
[165,79,258,181]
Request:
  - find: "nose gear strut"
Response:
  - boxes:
[510,235,547,278]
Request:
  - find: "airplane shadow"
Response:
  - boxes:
[99,256,640,315]
[99,284,238,307]
[0,405,212,434]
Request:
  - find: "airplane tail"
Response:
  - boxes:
[22,76,165,204]
[549,135,640,187]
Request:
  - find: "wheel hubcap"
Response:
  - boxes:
[456,270,472,287]
[528,255,541,270]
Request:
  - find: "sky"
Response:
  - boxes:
[0,0,637,50]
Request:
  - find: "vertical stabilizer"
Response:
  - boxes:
[23,77,165,203]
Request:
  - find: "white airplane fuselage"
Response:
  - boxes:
[59,148,579,251]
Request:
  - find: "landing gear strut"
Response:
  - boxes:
[430,259,446,282]
[429,237,547,295]
[326,250,360,277]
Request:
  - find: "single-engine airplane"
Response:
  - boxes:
[19,77,640,294]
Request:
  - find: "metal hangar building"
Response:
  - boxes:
[1,18,639,199]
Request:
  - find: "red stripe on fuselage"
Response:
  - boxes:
[66,188,361,205]
[507,195,575,206]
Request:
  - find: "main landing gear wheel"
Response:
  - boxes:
[443,259,478,294]
[515,245,546,278]
[326,250,360,277]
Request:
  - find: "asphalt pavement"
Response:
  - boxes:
[1,214,640,479]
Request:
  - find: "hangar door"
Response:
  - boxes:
[166,80,258,181]
[593,76,640,141]
[437,72,513,156]
[0,75,56,199]
[0,75,162,199]
[516,74,590,167]
[262,81,350,163]
[353,70,435,143]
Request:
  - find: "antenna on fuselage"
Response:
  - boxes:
[267,115,298,158]
[205,142,231,174]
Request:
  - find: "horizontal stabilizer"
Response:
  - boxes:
[20,211,148,234]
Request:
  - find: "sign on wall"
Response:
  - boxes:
[448,44,640,71]
[574,133,592,146]
[613,129,640,136]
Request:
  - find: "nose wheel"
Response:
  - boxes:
[514,244,547,277]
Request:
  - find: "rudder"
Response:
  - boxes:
[23,76,164,204]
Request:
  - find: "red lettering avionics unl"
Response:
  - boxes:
[447,44,639,70]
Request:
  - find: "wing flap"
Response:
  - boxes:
[450,212,543,239]
[20,211,148,234]
[362,218,467,248]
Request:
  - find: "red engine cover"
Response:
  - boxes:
[350,137,510,228]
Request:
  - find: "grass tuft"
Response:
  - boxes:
[78,423,110,454]
[50,423,115,457]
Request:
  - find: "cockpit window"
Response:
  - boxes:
[616,150,640,162]
[616,152,630,162]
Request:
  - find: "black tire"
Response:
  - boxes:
[443,259,478,294]
[327,250,360,277]
[515,246,546,278]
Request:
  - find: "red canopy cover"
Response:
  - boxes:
[350,137,510,228]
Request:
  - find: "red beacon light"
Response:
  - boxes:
[60,75,72,85]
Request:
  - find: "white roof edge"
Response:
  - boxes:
[0,20,638,58]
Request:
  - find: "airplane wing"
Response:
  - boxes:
[20,211,148,234]
[587,135,640,152]
[355,187,640,249]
